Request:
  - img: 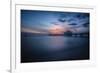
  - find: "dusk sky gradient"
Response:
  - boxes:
[21,10,90,34]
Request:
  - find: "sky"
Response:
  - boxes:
[21,10,89,34]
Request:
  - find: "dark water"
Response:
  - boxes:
[21,36,89,63]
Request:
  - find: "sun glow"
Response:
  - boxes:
[49,25,65,34]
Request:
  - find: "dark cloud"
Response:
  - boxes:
[76,13,89,19]
[68,23,77,25]
[82,22,89,27]
[58,18,66,22]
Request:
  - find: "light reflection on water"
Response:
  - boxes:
[21,36,89,62]
[26,36,87,51]
[40,36,67,50]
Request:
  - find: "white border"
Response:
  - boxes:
[11,4,96,73]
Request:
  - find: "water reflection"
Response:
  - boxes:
[42,36,66,51]
[21,36,89,63]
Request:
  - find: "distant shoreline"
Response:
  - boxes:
[21,32,89,38]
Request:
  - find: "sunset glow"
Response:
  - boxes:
[49,25,66,34]
[21,10,90,63]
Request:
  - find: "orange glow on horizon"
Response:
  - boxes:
[49,25,66,34]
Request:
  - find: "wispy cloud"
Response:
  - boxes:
[21,10,89,34]
[21,27,48,34]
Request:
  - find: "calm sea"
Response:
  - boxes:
[21,36,89,63]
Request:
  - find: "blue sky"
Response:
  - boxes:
[21,10,89,34]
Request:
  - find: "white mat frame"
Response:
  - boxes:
[11,1,96,73]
